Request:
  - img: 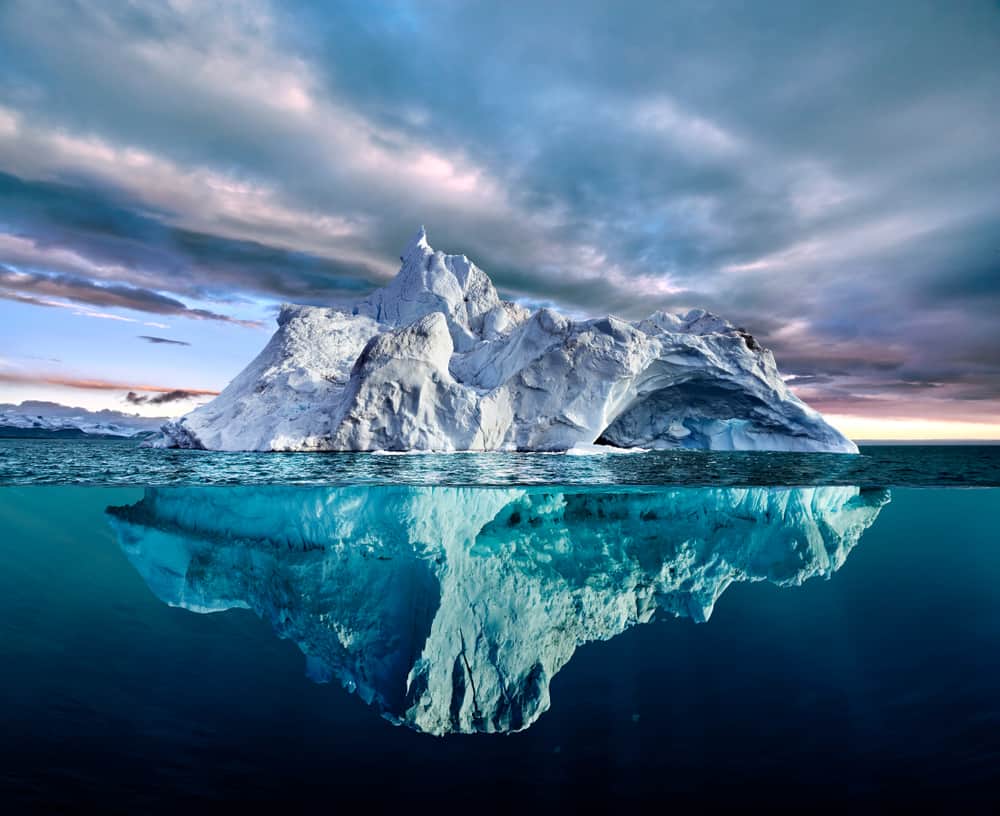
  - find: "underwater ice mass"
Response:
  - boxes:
[109,484,888,735]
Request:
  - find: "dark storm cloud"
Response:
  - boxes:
[0,173,382,305]
[125,389,201,405]
[0,261,263,326]
[138,335,190,346]
[1,0,999,421]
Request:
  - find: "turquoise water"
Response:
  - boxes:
[1,446,999,807]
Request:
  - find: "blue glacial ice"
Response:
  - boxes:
[108,484,888,734]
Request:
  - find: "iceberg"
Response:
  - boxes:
[108,484,889,734]
[155,228,856,452]
[0,400,164,438]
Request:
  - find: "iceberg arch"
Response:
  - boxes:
[597,375,821,450]
[154,229,857,453]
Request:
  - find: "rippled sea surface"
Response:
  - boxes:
[1,438,999,486]
[2,442,999,808]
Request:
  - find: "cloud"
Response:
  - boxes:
[0,173,381,305]
[138,335,190,346]
[125,389,202,405]
[0,370,219,396]
[0,261,264,326]
[0,0,998,424]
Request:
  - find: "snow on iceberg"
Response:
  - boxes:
[108,484,889,734]
[154,227,857,453]
[0,400,164,438]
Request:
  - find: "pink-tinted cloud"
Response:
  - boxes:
[0,370,219,396]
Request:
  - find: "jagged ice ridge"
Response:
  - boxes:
[156,228,856,452]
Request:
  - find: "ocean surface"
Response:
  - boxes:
[1,438,999,486]
[2,441,999,808]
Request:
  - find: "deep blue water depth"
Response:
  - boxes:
[1,475,999,808]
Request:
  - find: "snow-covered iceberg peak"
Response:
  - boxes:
[108,485,889,735]
[353,226,507,350]
[156,228,857,452]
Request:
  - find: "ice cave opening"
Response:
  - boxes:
[595,378,795,450]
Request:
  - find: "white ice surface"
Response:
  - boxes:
[156,228,857,453]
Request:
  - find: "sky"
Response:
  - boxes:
[1,0,999,439]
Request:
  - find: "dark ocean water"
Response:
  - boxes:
[1,437,999,486]
[1,445,999,809]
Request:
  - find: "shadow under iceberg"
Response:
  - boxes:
[107,485,889,735]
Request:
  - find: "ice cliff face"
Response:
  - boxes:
[108,485,888,735]
[155,228,856,452]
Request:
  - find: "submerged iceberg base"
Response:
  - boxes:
[109,484,888,735]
